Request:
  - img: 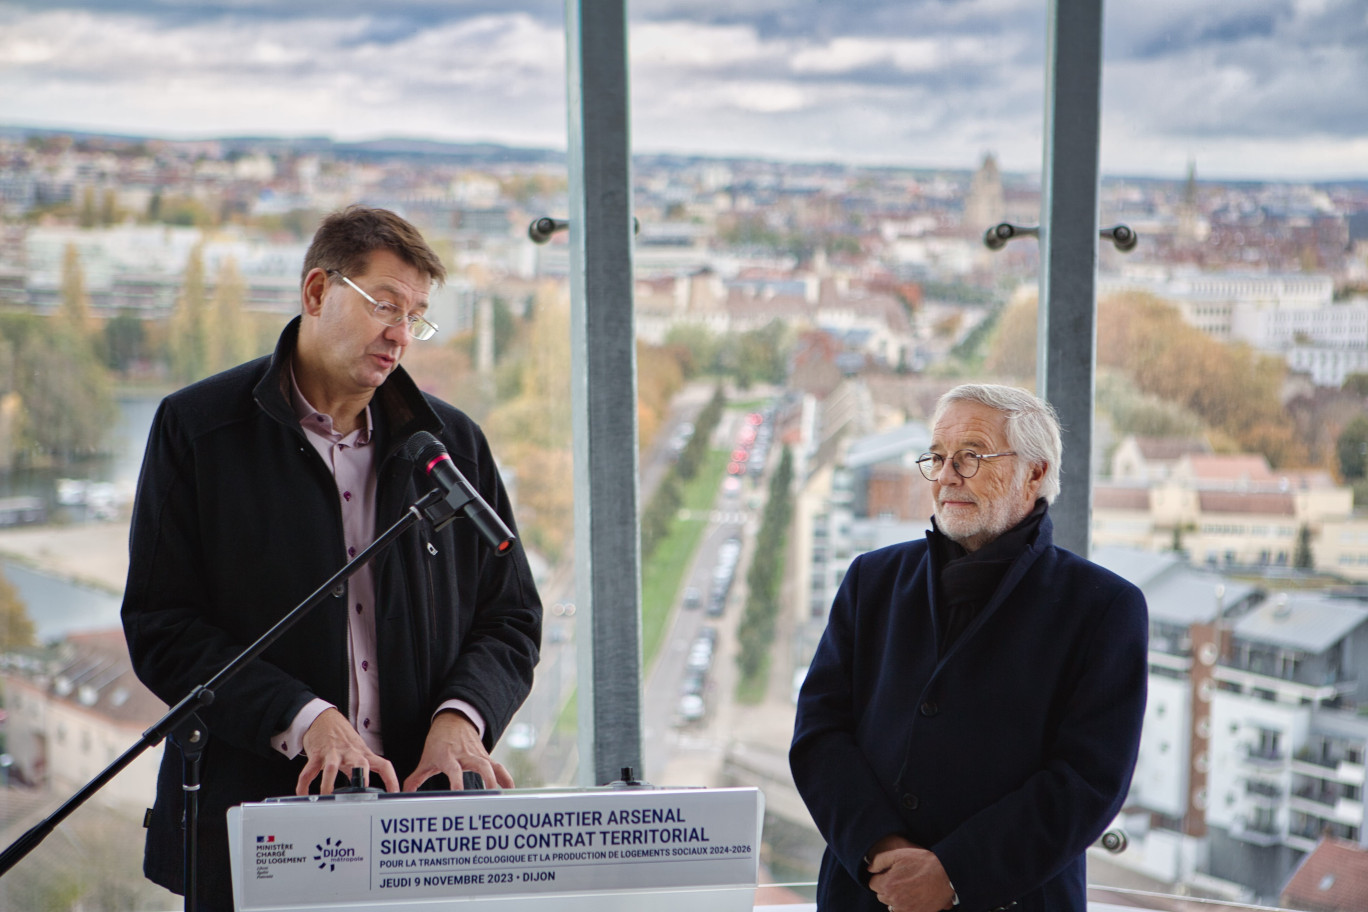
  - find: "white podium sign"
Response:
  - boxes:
[227,786,763,911]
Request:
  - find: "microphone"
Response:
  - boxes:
[403,431,516,557]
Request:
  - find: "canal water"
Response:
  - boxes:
[2,559,123,642]
[1,392,161,642]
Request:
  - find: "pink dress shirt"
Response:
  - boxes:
[272,366,484,762]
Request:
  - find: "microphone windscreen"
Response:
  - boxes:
[401,430,446,467]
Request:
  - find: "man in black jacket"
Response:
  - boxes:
[122,206,541,906]
[790,384,1147,912]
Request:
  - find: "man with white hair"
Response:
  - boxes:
[791,384,1148,912]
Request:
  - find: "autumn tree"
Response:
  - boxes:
[986,292,1304,466]
[484,290,574,561]
[0,567,35,652]
[207,256,257,373]
[637,341,686,450]
[169,243,210,383]
[0,313,116,462]
[60,242,93,338]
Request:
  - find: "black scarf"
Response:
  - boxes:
[928,498,1048,655]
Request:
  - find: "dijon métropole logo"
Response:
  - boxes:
[313,836,362,872]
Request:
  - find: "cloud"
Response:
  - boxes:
[1103,0,1368,145]
[0,8,568,145]
[0,0,1364,178]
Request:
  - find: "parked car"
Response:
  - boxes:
[681,669,706,696]
[677,694,705,724]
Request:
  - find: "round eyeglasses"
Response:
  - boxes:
[328,270,439,341]
[916,450,1016,480]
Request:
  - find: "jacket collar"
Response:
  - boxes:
[928,507,1054,666]
[253,316,445,457]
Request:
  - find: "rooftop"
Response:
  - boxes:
[1280,837,1368,912]
[1234,592,1368,653]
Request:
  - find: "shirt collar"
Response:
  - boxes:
[287,359,373,446]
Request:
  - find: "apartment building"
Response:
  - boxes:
[1091,552,1368,903]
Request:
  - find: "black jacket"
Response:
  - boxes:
[790,513,1147,912]
[122,318,541,901]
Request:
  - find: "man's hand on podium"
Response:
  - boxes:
[403,709,515,793]
[297,707,400,795]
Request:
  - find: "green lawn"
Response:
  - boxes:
[641,449,730,667]
[734,653,770,704]
[555,448,730,737]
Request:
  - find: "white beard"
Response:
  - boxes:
[934,492,1027,551]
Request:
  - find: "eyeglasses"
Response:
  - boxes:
[328,270,439,341]
[916,450,1016,480]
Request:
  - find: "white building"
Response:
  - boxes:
[1094,550,1368,903]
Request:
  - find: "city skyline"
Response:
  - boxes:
[0,1,1365,182]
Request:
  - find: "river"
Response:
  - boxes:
[0,392,161,642]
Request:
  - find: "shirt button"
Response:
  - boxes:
[356,603,363,614]
[361,660,369,671]
[363,718,371,729]
[902,793,919,810]
[343,491,352,501]
[920,700,939,717]
[348,546,356,557]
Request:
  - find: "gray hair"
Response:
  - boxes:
[931,384,1062,503]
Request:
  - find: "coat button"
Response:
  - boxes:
[901,793,919,810]
[920,700,938,717]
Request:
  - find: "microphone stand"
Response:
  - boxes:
[0,489,445,911]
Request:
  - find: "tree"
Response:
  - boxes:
[1342,373,1368,397]
[103,310,149,373]
[1294,524,1314,570]
[0,567,34,652]
[987,292,1305,466]
[78,186,97,228]
[637,341,686,451]
[60,242,93,337]
[0,313,116,462]
[207,256,256,373]
[169,243,210,383]
[1337,415,1368,481]
[736,447,793,688]
[484,292,574,560]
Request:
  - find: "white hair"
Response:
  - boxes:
[931,384,1062,503]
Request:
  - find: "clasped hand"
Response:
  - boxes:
[296,707,515,795]
[867,835,956,912]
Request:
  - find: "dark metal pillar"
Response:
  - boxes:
[1037,0,1104,558]
[564,0,643,785]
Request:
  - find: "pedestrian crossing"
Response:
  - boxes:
[676,509,751,525]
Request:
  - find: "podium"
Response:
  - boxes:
[227,786,764,911]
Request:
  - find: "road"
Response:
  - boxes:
[492,382,719,784]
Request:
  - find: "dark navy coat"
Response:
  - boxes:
[122,318,541,904]
[790,513,1147,912]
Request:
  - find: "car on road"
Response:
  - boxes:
[683,586,701,610]
[677,694,705,724]
[681,669,706,696]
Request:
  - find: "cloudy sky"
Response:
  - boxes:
[0,0,1364,181]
